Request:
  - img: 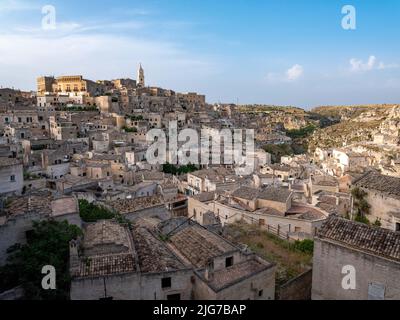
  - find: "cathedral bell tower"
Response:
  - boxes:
[137,63,145,88]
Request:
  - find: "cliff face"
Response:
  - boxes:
[308,105,400,151]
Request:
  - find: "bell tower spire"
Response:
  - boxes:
[137,63,145,88]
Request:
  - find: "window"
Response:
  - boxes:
[258,290,264,297]
[396,223,400,232]
[167,294,181,301]
[161,277,171,289]
[225,256,234,268]
[10,175,15,182]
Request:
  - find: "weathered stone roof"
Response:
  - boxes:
[84,220,132,255]
[231,186,259,200]
[258,187,292,203]
[189,168,233,180]
[231,186,292,203]
[169,223,237,268]
[192,192,216,203]
[75,254,136,278]
[132,224,185,273]
[204,258,272,291]
[5,192,53,217]
[109,196,164,214]
[317,216,400,262]
[74,220,137,278]
[354,171,400,199]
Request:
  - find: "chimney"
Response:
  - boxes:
[204,262,214,281]
[69,239,80,275]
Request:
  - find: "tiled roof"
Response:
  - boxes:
[170,224,236,268]
[75,254,136,277]
[109,196,164,214]
[317,216,400,262]
[231,187,259,200]
[84,220,131,255]
[6,193,53,217]
[258,187,292,203]
[354,171,400,199]
[132,225,184,273]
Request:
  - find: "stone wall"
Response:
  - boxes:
[312,239,400,300]
[363,190,400,231]
[124,205,171,222]
[193,264,276,300]
[0,164,23,196]
[70,269,193,300]
[277,269,312,300]
[0,212,43,265]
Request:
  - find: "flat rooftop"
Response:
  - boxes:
[202,258,272,292]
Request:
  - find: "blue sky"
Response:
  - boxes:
[0,0,400,108]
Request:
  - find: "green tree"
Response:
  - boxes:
[162,163,198,175]
[351,187,371,224]
[78,200,132,228]
[0,220,82,299]
[262,144,294,163]
[122,126,137,133]
[78,199,115,222]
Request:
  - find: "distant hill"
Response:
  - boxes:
[308,104,399,151]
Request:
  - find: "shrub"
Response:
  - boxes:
[0,220,82,299]
[355,213,370,225]
[373,218,382,227]
[293,240,314,254]
[78,199,115,222]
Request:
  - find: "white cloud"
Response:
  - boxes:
[349,55,399,72]
[350,55,376,72]
[286,64,304,81]
[266,64,304,83]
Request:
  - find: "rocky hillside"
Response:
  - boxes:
[238,105,334,130]
[308,105,399,151]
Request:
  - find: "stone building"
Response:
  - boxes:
[188,186,328,239]
[37,75,106,97]
[106,196,170,222]
[353,171,400,231]
[0,158,23,196]
[0,192,81,265]
[70,218,276,300]
[312,216,400,300]
[49,116,78,141]
[176,92,206,106]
